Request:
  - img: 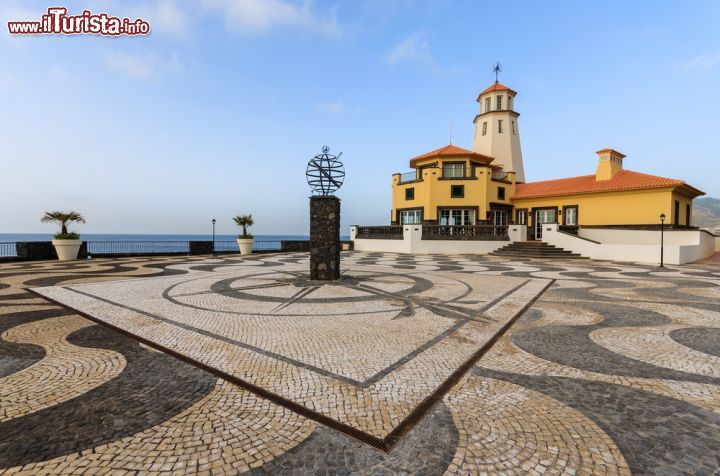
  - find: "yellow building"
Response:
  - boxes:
[391,81,704,240]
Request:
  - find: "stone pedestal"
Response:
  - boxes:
[310,196,340,280]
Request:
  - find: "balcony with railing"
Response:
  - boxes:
[397,170,421,183]
[491,170,510,182]
[422,225,509,241]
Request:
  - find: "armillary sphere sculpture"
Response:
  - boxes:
[306,146,345,196]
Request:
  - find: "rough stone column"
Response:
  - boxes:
[310,196,340,280]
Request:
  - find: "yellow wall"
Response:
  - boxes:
[391,157,515,223]
[671,191,694,226]
[512,187,684,226]
[392,157,697,227]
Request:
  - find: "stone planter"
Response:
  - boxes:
[237,238,255,255]
[52,239,82,261]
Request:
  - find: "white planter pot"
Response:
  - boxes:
[237,238,255,255]
[52,239,82,261]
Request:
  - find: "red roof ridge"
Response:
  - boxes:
[478,82,516,96]
[513,169,701,200]
[409,144,495,168]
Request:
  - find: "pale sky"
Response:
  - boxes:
[2,0,719,236]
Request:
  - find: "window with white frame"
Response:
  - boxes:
[492,210,509,226]
[485,97,491,112]
[498,120,504,133]
[442,162,465,178]
[400,210,421,224]
[496,95,502,110]
[439,208,476,226]
[482,121,487,136]
[564,207,578,226]
[517,210,527,225]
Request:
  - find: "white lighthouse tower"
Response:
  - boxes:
[472,66,525,183]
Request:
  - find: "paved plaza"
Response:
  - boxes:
[1,252,719,474]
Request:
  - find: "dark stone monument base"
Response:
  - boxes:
[310,196,340,280]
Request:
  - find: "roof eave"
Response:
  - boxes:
[677,183,705,198]
[511,184,685,201]
[410,153,494,168]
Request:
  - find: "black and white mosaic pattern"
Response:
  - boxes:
[0,251,719,474]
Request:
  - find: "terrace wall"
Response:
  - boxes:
[543,224,716,265]
[350,225,515,254]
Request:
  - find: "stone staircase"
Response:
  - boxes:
[490,241,587,259]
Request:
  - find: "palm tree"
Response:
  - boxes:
[41,211,85,237]
[232,214,254,238]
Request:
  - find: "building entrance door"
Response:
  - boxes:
[534,209,557,240]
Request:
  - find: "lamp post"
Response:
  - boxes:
[659,213,666,268]
[211,218,216,256]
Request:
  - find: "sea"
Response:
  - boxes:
[0,233,313,243]
[0,234,350,257]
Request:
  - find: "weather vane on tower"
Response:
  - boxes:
[492,62,502,83]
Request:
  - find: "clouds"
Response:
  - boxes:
[91,0,342,39]
[104,52,181,80]
[130,0,190,38]
[386,33,457,74]
[682,51,720,73]
[316,100,346,113]
[200,0,341,37]
[1,0,343,43]
[386,33,433,66]
[104,53,156,79]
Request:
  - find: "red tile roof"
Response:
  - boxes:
[513,170,703,200]
[409,144,495,168]
[479,82,516,96]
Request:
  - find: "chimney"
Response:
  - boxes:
[595,148,625,181]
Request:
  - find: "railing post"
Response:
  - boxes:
[509,225,526,242]
[406,224,421,253]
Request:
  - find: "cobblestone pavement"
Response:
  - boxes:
[32,257,551,443]
[0,252,719,474]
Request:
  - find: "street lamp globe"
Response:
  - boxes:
[660,213,666,222]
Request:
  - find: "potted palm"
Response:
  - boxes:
[42,211,85,261]
[233,214,255,255]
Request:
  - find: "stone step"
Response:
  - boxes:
[494,244,574,250]
[490,241,587,259]
[499,248,569,254]
[489,252,587,259]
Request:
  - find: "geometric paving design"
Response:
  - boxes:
[1,251,719,474]
[31,261,551,446]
